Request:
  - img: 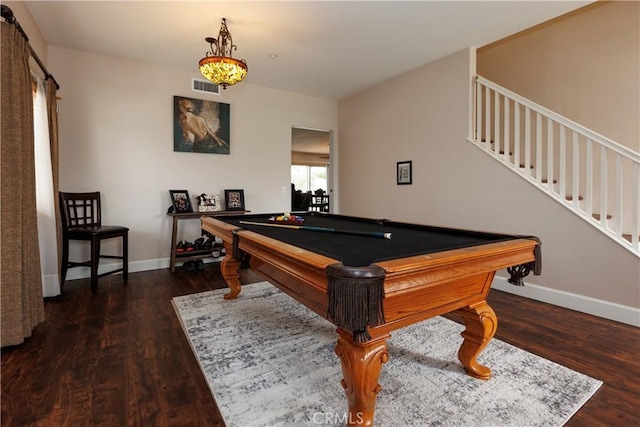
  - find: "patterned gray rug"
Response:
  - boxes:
[173,282,602,427]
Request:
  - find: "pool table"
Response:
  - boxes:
[201,212,541,426]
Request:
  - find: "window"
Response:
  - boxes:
[291,165,327,193]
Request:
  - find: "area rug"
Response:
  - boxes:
[172,282,602,427]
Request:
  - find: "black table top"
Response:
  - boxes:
[216,212,520,268]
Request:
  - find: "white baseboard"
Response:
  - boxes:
[492,275,640,327]
[63,256,223,281]
[64,257,169,281]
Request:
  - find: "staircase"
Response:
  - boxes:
[468,75,640,257]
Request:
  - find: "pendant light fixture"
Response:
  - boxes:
[198,18,248,89]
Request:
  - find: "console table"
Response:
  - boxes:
[167,210,249,272]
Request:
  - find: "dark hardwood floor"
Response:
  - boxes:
[2,265,639,426]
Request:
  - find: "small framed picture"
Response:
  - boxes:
[224,189,245,211]
[196,193,222,212]
[397,161,412,185]
[169,190,193,213]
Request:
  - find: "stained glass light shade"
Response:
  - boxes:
[199,56,248,89]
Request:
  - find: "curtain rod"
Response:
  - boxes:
[1,5,60,90]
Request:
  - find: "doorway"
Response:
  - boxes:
[291,127,332,212]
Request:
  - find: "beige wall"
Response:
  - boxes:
[478,1,639,151]
[339,48,639,323]
[48,46,338,274]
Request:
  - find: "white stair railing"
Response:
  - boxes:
[468,75,640,257]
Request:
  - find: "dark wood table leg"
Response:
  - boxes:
[170,216,179,273]
[455,301,497,380]
[334,329,390,427]
[220,242,242,300]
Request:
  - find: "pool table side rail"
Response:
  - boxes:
[202,217,340,270]
[376,240,537,334]
[202,216,338,318]
[377,238,538,288]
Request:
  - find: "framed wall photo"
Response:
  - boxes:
[173,95,230,155]
[169,190,193,213]
[224,189,245,211]
[397,161,412,185]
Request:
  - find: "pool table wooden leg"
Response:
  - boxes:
[455,301,497,380]
[334,329,390,427]
[220,244,242,300]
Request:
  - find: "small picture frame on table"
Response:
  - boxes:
[397,161,412,185]
[197,193,222,212]
[224,189,245,211]
[169,190,193,213]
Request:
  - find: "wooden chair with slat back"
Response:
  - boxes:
[59,191,129,292]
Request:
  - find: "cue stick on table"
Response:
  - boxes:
[238,221,392,239]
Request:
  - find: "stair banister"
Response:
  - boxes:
[470,75,640,257]
[475,76,640,162]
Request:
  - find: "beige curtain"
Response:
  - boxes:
[1,22,45,347]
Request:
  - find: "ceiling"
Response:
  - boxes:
[292,128,331,154]
[23,1,592,155]
[25,1,592,102]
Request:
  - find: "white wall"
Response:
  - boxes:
[48,46,338,274]
[339,48,639,325]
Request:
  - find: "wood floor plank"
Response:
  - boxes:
[1,265,638,426]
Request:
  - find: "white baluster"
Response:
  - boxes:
[485,86,491,152]
[536,113,542,183]
[547,119,554,194]
[504,97,510,163]
[559,126,566,199]
[586,139,593,219]
[514,102,520,170]
[476,81,483,144]
[572,131,580,209]
[615,154,623,236]
[632,162,639,249]
[524,107,531,177]
[494,91,501,158]
[599,145,608,228]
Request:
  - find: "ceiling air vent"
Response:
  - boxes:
[192,78,220,95]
